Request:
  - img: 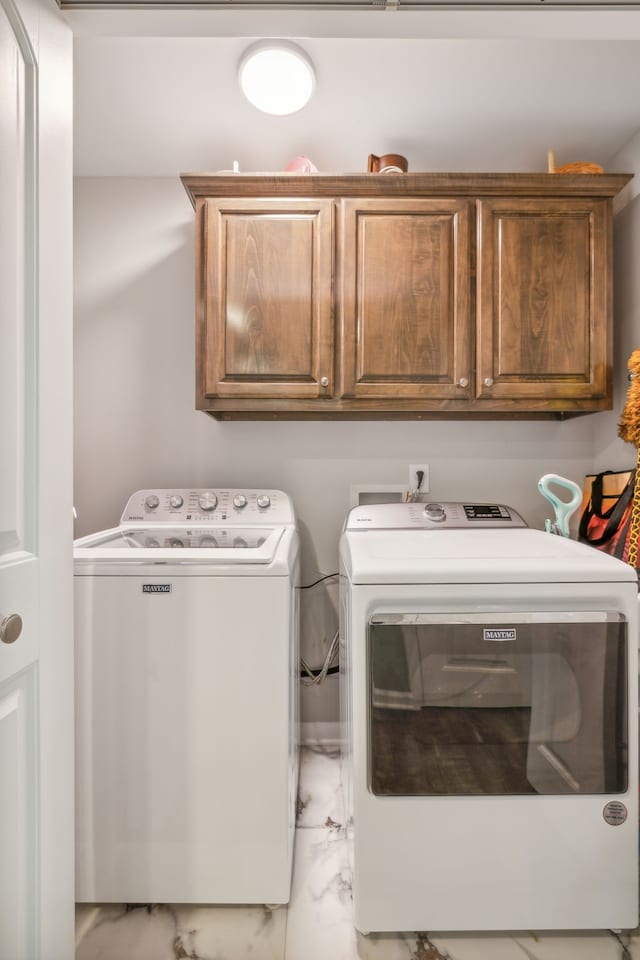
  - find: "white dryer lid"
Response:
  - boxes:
[340,527,638,585]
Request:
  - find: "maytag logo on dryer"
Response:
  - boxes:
[142,584,172,594]
[483,627,516,641]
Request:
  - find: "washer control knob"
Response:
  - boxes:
[257,494,271,509]
[424,502,446,523]
[169,495,184,509]
[145,494,160,511]
[198,492,218,512]
[233,494,248,509]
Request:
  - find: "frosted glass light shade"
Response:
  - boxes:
[238,41,315,116]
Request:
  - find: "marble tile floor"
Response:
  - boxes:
[76,744,640,960]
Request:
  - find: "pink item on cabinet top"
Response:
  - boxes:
[285,155,318,173]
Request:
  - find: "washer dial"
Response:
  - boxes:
[198,492,218,512]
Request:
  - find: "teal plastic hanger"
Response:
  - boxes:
[537,473,582,538]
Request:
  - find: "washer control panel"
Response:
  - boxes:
[346,501,527,530]
[121,489,294,525]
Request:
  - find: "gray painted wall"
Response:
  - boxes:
[73,170,636,729]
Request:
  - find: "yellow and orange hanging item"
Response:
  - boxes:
[617,348,640,569]
[578,350,640,577]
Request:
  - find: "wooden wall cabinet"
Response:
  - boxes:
[181,172,630,420]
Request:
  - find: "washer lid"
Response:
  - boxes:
[341,526,638,584]
[74,524,285,565]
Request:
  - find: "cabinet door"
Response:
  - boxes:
[477,199,610,404]
[340,199,471,400]
[199,199,334,401]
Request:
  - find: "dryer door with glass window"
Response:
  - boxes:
[368,611,627,797]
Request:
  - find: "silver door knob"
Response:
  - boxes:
[457,377,469,388]
[0,613,23,645]
[320,376,329,388]
[483,377,494,387]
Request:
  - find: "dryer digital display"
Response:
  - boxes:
[463,504,513,520]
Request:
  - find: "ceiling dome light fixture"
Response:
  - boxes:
[238,41,315,116]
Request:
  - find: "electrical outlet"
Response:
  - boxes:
[409,463,430,495]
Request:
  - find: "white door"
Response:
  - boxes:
[0,0,73,956]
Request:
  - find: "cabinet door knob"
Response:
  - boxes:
[0,613,23,645]
[483,377,494,387]
[320,376,329,387]
[456,377,469,388]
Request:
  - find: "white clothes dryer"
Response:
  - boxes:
[75,489,299,904]
[340,501,638,934]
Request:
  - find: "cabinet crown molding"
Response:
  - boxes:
[180,171,633,208]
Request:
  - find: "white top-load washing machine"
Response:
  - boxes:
[75,488,299,904]
[340,501,638,934]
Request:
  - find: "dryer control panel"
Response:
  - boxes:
[120,489,295,526]
[345,501,527,530]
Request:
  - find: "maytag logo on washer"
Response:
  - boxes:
[483,627,516,641]
[142,584,172,594]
